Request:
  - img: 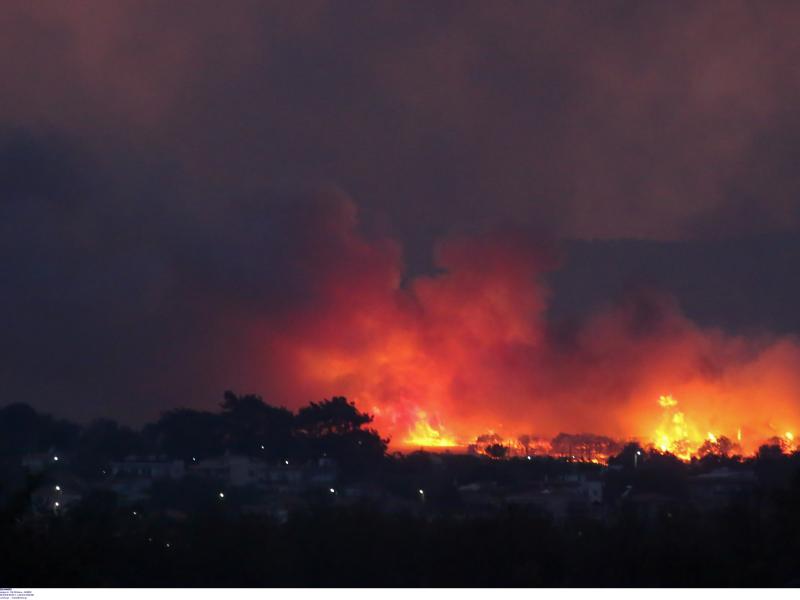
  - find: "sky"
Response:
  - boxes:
[3,1,800,437]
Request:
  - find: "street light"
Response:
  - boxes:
[634,450,643,468]
[54,485,61,492]
[53,455,59,462]
[329,488,336,495]
[218,492,225,499]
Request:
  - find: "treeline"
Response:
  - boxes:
[0,393,387,477]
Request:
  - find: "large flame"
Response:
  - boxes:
[253,196,800,460]
[404,412,458,448]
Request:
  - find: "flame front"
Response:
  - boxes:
[256,198,800,460]
[404,412,458,448]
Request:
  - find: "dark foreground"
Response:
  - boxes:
[3,397,800,586]
[3,494,800,587]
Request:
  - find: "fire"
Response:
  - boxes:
[404,412,458,448]
[386,392,798,463]
[658,395,678,408]
[651,395,698,459]
[254,197,800,461]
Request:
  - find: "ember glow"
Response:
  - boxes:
[404,412,458,448]
[258,196,800,461]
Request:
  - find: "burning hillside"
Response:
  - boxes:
[254,195,800,460]
[412,394,798,463]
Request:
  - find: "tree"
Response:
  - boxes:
[220,391,294,457]
[0,403,80,457]
[608,442,645,469]
[72,419,143,479]
[294,397,387,471]
[485,444,508,459]
[144,408,224,460]
[294,396,372,437]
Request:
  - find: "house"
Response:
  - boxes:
[579,478,604,504]
[262,458,339,491]
[688,467,757,511]
[506,480,605,521]
[111,456,186,480]
[190,455,265,487]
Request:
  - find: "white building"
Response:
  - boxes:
[111,457,186,480]
[190,455,266,487]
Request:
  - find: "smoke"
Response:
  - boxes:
[244,192,800,451]
[4,2,800,444]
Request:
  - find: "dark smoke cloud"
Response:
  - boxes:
[2,2,800,423]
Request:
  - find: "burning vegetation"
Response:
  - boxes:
[401,394,798,463]
[250,196,800,462]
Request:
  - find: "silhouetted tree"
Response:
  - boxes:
[144,408,224,460]
[485,443,508,459]
[294,397,387,472]
[294,396,372,437]
[608,442,645,469]
[754,443,793,489]
[72,419,143,479]
[0,403,80,457]
[220,391,294,457]
[697,435,737,458]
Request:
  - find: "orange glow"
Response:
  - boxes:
[254,198,800,461]
[646,395,743,459]
[404,412,458,448]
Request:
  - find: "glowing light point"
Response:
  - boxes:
[218,492,225,499]
[54,485,61,491]
[658,395,678,408]
[329,488,336,494]
[53,455,59,462]
[418,489,424,495]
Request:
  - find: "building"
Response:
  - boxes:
[688,467,757,511]
[190,455,266,487]
[262,458,339,491]
[110,456,186,480]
